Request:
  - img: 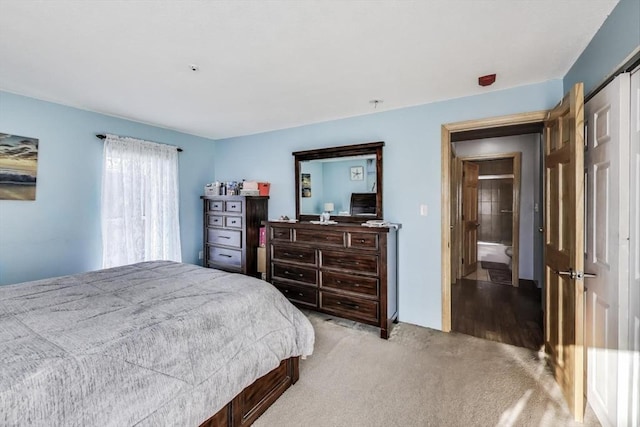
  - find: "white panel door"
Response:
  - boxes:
[625,67,640,427]
[584,73,630,427]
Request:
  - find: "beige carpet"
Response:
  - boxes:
[254,312,600,427]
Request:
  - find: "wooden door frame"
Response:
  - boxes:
[456,152,522,287]
[441,111,547,331]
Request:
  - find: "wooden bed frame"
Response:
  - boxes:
[200,357,300,427]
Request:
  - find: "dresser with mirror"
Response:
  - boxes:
[266,142,399,338]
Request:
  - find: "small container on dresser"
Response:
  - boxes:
[266,221,399,339]
[202,195,268,277]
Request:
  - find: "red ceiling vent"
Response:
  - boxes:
[478,74,496,87]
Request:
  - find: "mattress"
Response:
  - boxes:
[0,261,314,426]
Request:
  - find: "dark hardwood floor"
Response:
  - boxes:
[452,278,543,351]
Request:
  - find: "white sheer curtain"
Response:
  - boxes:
[101,134,182,268]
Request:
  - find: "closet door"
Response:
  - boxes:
[584,73,630,427]
[625,67,640,427]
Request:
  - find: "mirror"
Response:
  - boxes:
[294,142,383,223]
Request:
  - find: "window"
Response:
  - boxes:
[101,134,181,268]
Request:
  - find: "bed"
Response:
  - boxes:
[0,261,314,426]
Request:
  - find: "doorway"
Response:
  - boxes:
[451,138,542,350]
[440,114,549,333]
[456,152,523,287]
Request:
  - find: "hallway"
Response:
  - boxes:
[451,277,543,351]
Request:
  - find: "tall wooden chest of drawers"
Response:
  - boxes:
[266,221,399,338]
[202,196,268,276]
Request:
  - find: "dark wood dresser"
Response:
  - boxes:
[266,221,399,338]
[202,196,268,277]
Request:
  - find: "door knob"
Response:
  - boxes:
[539,227,544,233]
[578,272,597,279]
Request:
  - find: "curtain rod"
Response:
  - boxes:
[95,134,183,152]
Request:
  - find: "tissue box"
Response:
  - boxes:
[243,181,259,190]
[258,182,270,196]
[204,184,218,196]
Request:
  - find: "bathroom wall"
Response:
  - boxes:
[477,178,513,244]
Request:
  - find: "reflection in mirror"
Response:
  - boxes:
[300,155,376,216]
[294,141,383,223]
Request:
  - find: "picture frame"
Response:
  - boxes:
[301,173,311,197]
[0,132,39,200]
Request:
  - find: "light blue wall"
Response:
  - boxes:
[323,159,369,214]
[564,0,640,95]
[214,80,563,329]
[0,91,216,285]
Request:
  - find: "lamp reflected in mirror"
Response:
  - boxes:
[323,203,334,214]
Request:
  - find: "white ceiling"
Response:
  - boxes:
[0,0,618,140]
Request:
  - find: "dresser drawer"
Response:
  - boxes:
[273,281,318,307]
[208,247,241,267]
[208,229,242,248]
[272,263,317,285]
[320,292,378,323]
[225,200,243,213]
[295,229,344,246]
[207,200,224,212]
[348,232,379,250]
[272,245,316,265]
[225,216,242,228]
[321,251,378,275]
[207,215,223,227]
[321,271,378,297]
[270,226,292,242]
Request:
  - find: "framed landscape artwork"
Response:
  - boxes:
[0,133,39,200]
[301,173,311,198]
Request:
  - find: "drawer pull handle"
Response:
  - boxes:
[284,270,303,278]
[219,236,230,239]
[220,254,232,258]
[230,205,237,209]
[337,301,360,309]
[359,239,366,243]
[335,279,360,287]
[298,292,304,297]
[283,252,304,258]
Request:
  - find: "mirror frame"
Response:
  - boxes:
[293,141,384,223]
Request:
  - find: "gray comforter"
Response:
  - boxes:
[0,261,314,426]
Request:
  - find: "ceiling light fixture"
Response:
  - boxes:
[369,99,384,109]
[189,64,200,72]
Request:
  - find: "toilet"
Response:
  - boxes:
[505,246,513,269]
